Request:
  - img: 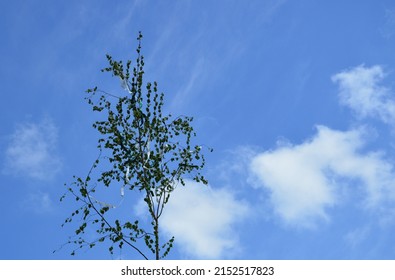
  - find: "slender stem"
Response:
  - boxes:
[84,153,149,260]
[85,192,149,260]
[154,215,159,260]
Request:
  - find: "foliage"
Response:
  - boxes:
[59,32,211,260]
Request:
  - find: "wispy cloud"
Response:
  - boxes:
[258,0,288,24]
[161,180,250,259]
[380,8,395,39]
[332,65,395,124]
[344,225,371,248]
[21,191,53,214]
[169,58,207,111]
[3,117,62,180]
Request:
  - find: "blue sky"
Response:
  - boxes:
[2,0,395,260]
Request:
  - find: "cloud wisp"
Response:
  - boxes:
[380,8,395,39]
[4,117,62,180]
[20,191,53,214]
[332,65,395,124]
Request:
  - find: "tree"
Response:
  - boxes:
[59,32,212,260]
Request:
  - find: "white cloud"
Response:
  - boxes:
[215,146,257,186]
[250,126,395,228]
[331,65,395,124]
[160,180,250,259]
[4,117,62,180]
[344,225,370,248]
